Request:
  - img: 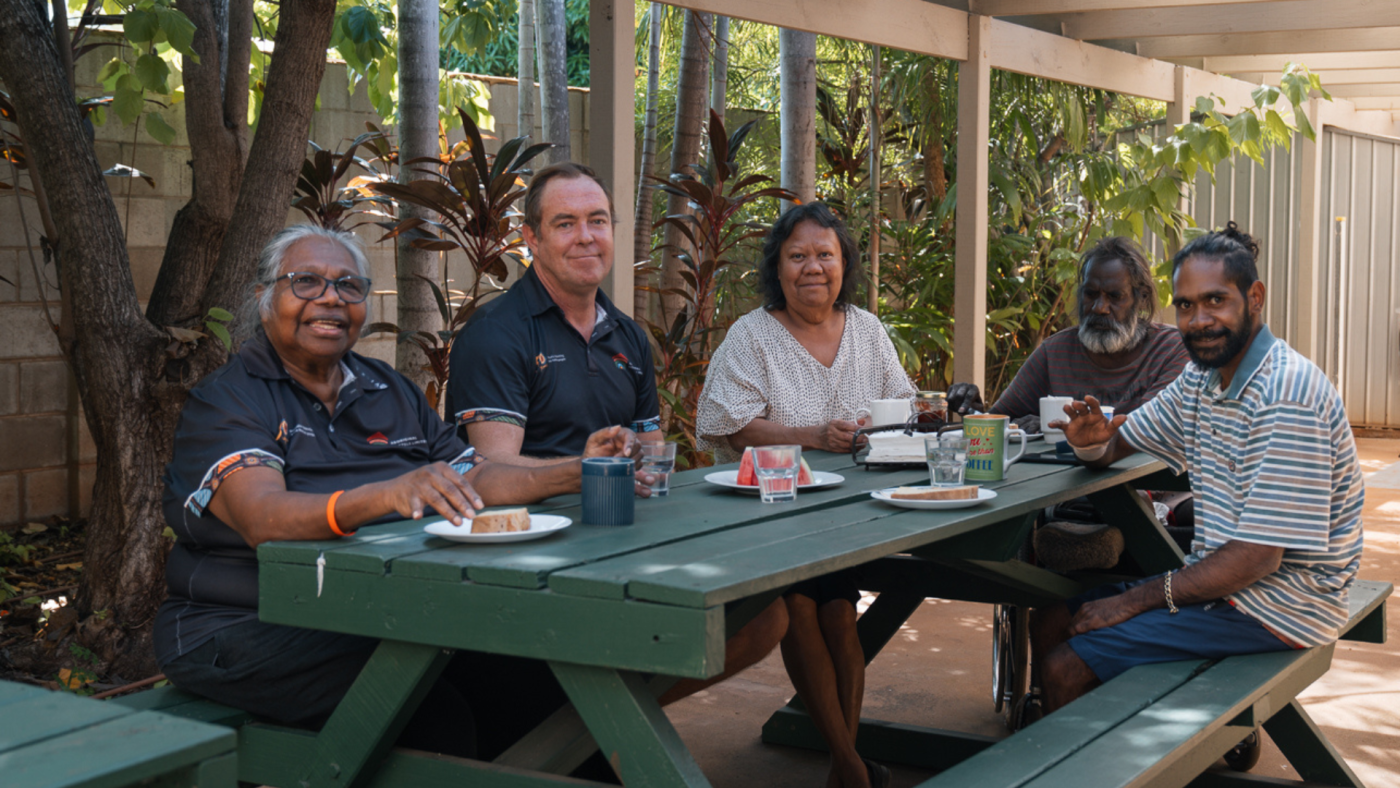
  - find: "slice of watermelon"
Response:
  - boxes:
[738,448,813,486]
[736,446,757,485]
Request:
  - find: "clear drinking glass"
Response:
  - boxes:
[640,441,678,496]
[926,435,968,487]
[754,445,801,503]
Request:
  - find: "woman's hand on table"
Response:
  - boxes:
[383,462,484,525]
[811,419,862,453]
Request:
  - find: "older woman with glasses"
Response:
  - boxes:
[154,225,637,769]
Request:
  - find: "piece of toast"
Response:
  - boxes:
[471,507,531,533]
[890,485,979,501]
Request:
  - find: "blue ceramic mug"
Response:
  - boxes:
[582,457,635,526]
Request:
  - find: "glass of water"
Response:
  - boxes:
[754,445,801,503]
[925,435,968,487]
[639,441,677,497]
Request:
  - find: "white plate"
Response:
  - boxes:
[869,487,998,510]
[704,470,845,493]
[424,514,572,543]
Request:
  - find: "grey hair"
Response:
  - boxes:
[246,225,373,330]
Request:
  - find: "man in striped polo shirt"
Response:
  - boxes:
[1033,223,1363,713]
[946,236,1189,435]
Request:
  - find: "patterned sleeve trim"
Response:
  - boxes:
[455,407,527,429]
[184,449,285,517]
[448,446,484,476]
[631,417,662,434]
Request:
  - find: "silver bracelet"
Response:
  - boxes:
[1164,570,1180,614]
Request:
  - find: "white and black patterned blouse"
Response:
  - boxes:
[696,306,915,463]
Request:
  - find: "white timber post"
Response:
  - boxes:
[589,0,636,316]
[1295,97,1325,363]
[1160,65,1193,325]
[954,14,991,389]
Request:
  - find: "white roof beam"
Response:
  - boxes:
[1059,0,1393,40]
[1124,27,1400,58]
[1219,69,1400,86]
[1201,51,1400,72]
[1326,83,1400,98]
[652,0,967,61]
[988,18,1175,100]
[970,0,1278,14]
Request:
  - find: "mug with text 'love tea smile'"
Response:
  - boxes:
[963,414,1027,482]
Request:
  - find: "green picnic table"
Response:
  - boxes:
[153,444,1380,788]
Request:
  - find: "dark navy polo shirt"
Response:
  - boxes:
[153,331,478,667]
[446,266,661,457]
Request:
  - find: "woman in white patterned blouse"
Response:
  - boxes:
[697,203,912,788]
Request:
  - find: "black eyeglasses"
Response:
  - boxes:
[277,272,372,304]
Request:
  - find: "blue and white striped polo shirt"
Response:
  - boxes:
[1119,324,1363,647]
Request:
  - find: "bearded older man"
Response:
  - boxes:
[946,237,1189,434]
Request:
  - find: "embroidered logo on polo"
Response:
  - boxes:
[367,432,389,445]
[612,352,629,370]
[535,353,548,370]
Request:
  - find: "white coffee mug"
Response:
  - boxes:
[857,398,912,428]
[1040,396,1074,439]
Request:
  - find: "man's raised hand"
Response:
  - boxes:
[1048,395,1126,448]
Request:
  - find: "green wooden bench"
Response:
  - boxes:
[0,679,238,788]
[913,578,1391,788]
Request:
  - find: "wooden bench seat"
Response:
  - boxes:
[914,578,1391,788]
[0,680,238,788]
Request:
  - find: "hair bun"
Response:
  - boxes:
[1221,221,1260,263]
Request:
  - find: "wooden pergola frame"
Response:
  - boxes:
[587,0,1400,390]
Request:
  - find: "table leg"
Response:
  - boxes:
[1263,700,1366,787]
[296,640,453,788]
[550,662,713,788]
[1087,483,1186,575]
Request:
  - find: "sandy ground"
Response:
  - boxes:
[664,438,1400,788]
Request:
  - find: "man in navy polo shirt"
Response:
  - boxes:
[447,162,663,464]
[448,162,788,704]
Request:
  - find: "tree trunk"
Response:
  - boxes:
[146,0,251,329]
[535,0,570,164]
[516,0,537,144]
[780,28,817,210]
[394,0,442,393]
[0,0,336,678]
[710,16,729,128]
[632,2,664,321]
[660,10,711,326]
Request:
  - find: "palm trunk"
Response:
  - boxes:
[394,0,442,393]
[661,10,711,326]
[516,0,536,144]
[535,0,570,164]
[710,16,729,127]
[780,28,817,210]
[632,2,664,320]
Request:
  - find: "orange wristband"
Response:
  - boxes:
[326,490,354,537]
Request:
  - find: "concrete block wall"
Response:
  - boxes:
[0,59,589,527]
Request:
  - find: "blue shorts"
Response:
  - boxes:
[1066,576,1296,683]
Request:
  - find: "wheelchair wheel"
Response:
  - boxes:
[1224,730,1263,772]
[991,604,1031,725]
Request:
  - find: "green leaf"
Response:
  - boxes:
[1251,84,1281,108]
[124,9,158,44]
[207,306,235,322]
[342,6,386,45]
[112,85,144,125]
[96,57,126,86]
[205,320,232,350]
[135,54,170,94]
[1264,109,1292,141]
[145,111,176,144]
[155,7,198,60]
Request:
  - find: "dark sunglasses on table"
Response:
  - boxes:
[278,272,372,304]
